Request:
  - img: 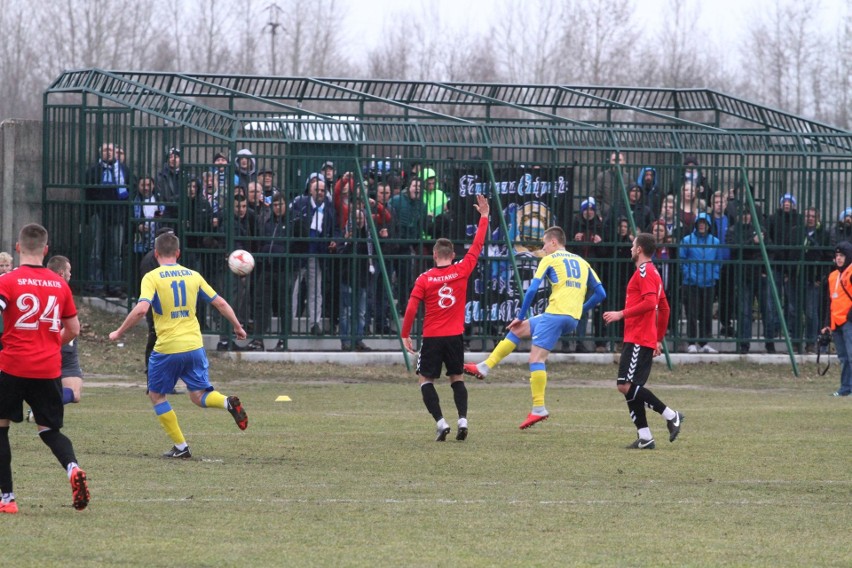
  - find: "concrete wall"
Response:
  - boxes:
[0,119,43,252]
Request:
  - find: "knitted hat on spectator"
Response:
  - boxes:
[839,207,852,222]
[779,193,797,207]
[836,241,852,269]
[580,197,597,212]
[305,172,325,195]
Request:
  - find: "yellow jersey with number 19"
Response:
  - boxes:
[139,263,218,354]
[534,250,600,319]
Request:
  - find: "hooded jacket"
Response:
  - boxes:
[827,241,852,330]
[680,212,721,287]
[767,204,803,273]
[234,149,257,189]
[570,211,606,260]
[419,167,449,219]
[831,210,852,247]
[634,167,662,216]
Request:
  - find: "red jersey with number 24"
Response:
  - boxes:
[0,265,77,378]
[402,216,489,338]
[622,261,670,349]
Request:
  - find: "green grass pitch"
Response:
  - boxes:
[1,357,849,567]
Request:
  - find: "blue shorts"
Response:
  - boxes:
[529,313,579,351]
[147,348,213,395]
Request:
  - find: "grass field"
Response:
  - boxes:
[1,304,850,567]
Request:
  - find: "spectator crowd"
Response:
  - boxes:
[80,145,850,354]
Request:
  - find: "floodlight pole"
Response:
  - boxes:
[264,3,285,75]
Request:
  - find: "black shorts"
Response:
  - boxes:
[0,371,64,429]
[416,335,465,379]
[61,342,83,378]
[616,343,654,386]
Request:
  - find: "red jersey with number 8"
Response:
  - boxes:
[402,217,489,338]
[623,261,670,349]
[0,265,77,378]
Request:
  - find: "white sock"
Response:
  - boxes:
[176,442,188,451]
[66,462,79,478]
[458,417,468,429]
[1,492,14,503]
[638,427,653,441]
[437,418,449,430]
[531,406,548,415]
[476,362,489,376]
[662,407,677,421]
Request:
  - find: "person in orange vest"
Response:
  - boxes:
[821,241,852,396]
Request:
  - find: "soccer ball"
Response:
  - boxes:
[228,249,255,276]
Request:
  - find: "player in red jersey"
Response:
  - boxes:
[0,224,89,514]
[401,193,489,441]
[603,232,684,449]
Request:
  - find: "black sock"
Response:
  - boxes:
[450,381,468,418]
[624,383,649,429]
[38,429,77,469]
[636,385,667,415]
[420,382,443,422]
[0,427,11,494]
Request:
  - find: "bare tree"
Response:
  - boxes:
[36,0,156,69]
[0,1,39,118]
[559,0,640,85]
[277,0,351,76]
[235,1,260,74]
[640,0,720,88]
[184,0,234,73]
[491,0,567,84]
[831,9,852,128]
[740,0,827,116]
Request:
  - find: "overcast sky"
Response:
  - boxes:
[338,0,843,67]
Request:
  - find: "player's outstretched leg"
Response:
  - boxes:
[68,463,89,511]
[464,333,521,380]
[227,396,248,431]
[666,411,684,442]
[521,363,549,429]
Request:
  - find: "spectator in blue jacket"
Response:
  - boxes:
[709,190,734,337]
[680,212,721,353]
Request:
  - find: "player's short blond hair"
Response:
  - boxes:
[543,226,566,246]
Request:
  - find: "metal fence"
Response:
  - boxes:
[42,70,852,369]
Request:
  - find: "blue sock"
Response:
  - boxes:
[62,388,75,405]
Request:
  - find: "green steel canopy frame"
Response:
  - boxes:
[44,69,852,374]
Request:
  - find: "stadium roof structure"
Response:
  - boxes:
[42,69,852,373]
[45,68,851,155]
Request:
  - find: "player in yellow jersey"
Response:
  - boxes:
[464,226,606,429]
[109,232,248,458]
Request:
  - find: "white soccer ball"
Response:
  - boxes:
[228,249,255,276]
